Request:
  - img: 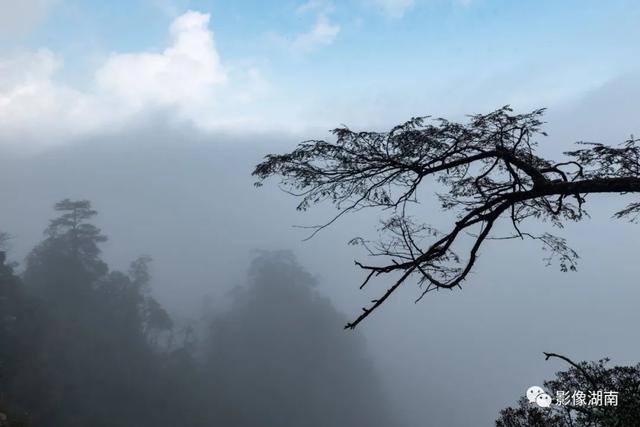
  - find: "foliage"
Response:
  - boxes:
[253,106,640,328]
[0,201,192,426]
[204,250,397,427]
[496,353,640,426]
[0,201,396,427]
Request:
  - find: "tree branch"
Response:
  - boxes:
[253,106,640,328]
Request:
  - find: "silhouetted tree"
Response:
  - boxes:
[204,250,398,427]
[2,201,401,427]
[0,244,43,427]
[12,200,184,427]
[24,199,108,306]
[496,353,640,426]
[253,106,640,328]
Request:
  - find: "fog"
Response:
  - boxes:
[1,72,639,425]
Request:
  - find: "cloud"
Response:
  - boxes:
[290,15,340,52]
[369,0,415,18]
[0,49,97,143]
[95,11,227,111]
[270,1,340,53]
[296,0,333,14]
[366,0,473,18]
[0,10,270,153]
[0,0,55,39]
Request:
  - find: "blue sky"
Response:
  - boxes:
[0,0,639,151]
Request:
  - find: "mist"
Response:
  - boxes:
[1,74,640,425]
[1,1,640,424]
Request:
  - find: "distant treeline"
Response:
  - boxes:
[0,200,395,427]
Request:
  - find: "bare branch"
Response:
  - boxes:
[253,107,640,328]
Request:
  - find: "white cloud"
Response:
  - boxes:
[296,0,333,14]
[366,0,473,18]
[370,0,415,18]
[0,49,58,91]
[290,15,340,52]
[270,1,340,53]
[0,10,270,152]
[96,11,227,111]
[0,0,55,39]
[0,49,98,142]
